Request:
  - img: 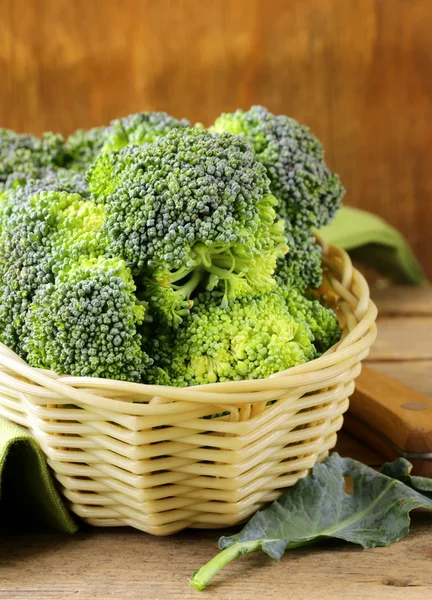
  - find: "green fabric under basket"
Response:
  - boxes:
[0,417,77,533]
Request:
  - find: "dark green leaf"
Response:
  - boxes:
[190,454,432,591]
[381,458,432,500]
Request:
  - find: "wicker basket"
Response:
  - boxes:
[0,240,377,535]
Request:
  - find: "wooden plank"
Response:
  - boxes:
[368,360,432,398]
[0,518,431,600]
[367,317,432,361]
[371,286,432,317]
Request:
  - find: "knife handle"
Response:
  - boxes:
[344,365,432,476]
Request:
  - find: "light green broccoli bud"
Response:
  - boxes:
[278,285,341,354]
[146,291,316,386]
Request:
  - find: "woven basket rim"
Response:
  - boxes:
[0,240,378,404]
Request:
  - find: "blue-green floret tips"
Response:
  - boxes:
[212,105,345,229]
[24,257,151,381]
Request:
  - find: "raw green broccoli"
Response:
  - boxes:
[5,168,90,202]
[0,188,105,354]
[0,110,343,386]
[102,111,191,152]
[24,256,151,381]
[275,225,323,290]
[212,105,345,229]
[278,285,341,354]
[88,128,288,326]
[146,291,316,386]
[0,128,65,189]
[63,112,190,173]
[64,126,107,173]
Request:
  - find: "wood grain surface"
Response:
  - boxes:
[368,317,432,361]
[1,518,431,600]
[0,0,431,276]
[372,287,432,317]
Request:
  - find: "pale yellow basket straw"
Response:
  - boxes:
[0,239,377,535]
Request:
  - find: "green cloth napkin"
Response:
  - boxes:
[0,417,77,532]
[320,206,428,285]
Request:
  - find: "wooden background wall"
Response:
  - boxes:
[0,0,431,276]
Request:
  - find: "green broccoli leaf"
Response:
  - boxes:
[190,454,432,591]
[319,206,427,285]
[381,458,432,500]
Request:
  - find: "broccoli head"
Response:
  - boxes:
[0,128,65,189]
[64,126,107,173]
[212,106,344,229]
[0,188,106,354]
[102,111,191,152]
[275,225,323,291]
[278,285,341,354]
[5,168,90,202]
[88,128,288,326]
[24,256,151,381]
[146,291,316,386]
[63,112,190,173]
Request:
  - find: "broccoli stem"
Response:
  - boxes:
[190,540,262,591]
[172,268,202,303]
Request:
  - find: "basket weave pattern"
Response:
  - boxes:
[0,242,377,535]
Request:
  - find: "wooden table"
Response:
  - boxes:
[1,286,431,600]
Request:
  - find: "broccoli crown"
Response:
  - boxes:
[278,285,341,354]
[5,168,90,201]
[275,225,323,291]
[102,111,191,152]
[88,128,283,272]
[0,129,65,189]
[24,256,151,381]
[88,127,288,325]
[147,291,316,386]
[0,189,106,353]
[64,126,108,173]
[212,106,344,229]
[0,109,343,386]
[63,112,190,173]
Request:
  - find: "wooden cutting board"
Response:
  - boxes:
[344,365,432,476]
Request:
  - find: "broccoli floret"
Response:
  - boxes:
[6,168,90,201]
[24,256,151,381]
[0,189,105,353]
[39,168,90,197]
[278,285,341,354]
[102,111,190,152]
[88,128,288,326]
[275,225,323,291]
[0,128,65,189]
[146,291,316,386]
[64,126,107,173]
[63,112,190,173]
[212,106,345,229]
